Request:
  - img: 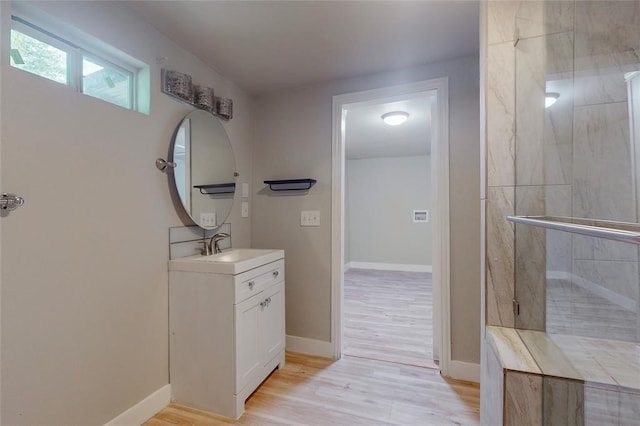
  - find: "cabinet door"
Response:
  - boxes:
[234,294,262,393]
[260,282,285,364]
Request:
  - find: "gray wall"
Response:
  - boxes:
[252,55,481,364]
[0,1,253,424]
[346,155,432,266]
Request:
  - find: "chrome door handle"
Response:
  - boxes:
[0,193,24,211]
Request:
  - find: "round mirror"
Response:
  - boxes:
[170,110,236,229]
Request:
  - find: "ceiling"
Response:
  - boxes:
[345,95,432,160]
[126,1,480,95]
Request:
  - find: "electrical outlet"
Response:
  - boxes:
[301,210,320,227]
[200,212,217,227]
[241,201,249,218]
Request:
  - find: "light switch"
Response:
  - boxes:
[241,201,249,218]
[301,210,320,227]
[242,183,249,198]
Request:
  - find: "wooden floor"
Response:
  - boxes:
[145,352,480,425]
[343,268,436,368]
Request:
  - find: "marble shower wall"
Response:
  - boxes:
[485,0,518,328]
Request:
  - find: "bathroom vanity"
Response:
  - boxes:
[168,249,285,419]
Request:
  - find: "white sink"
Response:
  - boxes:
[169,248,284,274]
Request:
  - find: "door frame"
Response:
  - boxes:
[330,77,451,376]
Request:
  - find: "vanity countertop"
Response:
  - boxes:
[169,248,284,275]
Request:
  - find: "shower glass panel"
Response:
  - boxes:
[514,0,640,340]
[512,1,640,423]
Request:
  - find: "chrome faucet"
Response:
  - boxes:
[209,232,230,254]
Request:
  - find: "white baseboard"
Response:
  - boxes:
[286,335,334,358]
[547,270,635,311]
[104,384,170,426]
[449,361,480,383]
[347,262,432,273]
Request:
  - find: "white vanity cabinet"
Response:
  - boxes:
[168,250,285,419]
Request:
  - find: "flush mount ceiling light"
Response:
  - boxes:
[545,92,560,108]
[381,111,409,126]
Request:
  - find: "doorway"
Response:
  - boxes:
[331,78,451,375]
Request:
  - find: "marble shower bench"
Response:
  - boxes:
[481,326,640,425]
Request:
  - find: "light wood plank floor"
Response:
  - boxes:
[145,352,480,425]
[343,268,436,368]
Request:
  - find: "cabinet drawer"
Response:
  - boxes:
[234,260,284,304]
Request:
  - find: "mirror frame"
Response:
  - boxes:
[169,110,236,230]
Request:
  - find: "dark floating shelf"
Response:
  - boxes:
[194,183,236,195]
[264,179,317,192]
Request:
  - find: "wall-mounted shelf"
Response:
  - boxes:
[264,179,317,192]
[194,183,236,195]
[507,215,640,245]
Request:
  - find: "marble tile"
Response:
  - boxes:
[584,384,619,426]
[572,234,638,263]
[545,31,575,78]
[543,377,585,426]
[487,42,516,187]
[544,78,573,186]
[573,70,630,107]
[550,334,638,388]
[546,276,639,343]
[546,185,572,217]
[547,230,572,277]
[630,74,640,223]
[518,329,582,381]
[573,102,633,222]
[486,187,516,327]
[593,339,640,391]
[487,326,541,374]
[515,1,574,40]
[573,259,639,306]
[505,372,543,425]
[545,186,573,275]
[619,389,640,425]
[516,32,574,186]
[487,1,520,45]
[480,338,504,426]
[515,186,547,331]
[516,35,546,186]
[574,1,640,106]
[554,352,616,389]
[546,278,574,335]
[481,199,486,332]
[575,1,640,79]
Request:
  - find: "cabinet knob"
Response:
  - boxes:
[272,271,279,278]
[248,281,255,289]
[260,300,267,308]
